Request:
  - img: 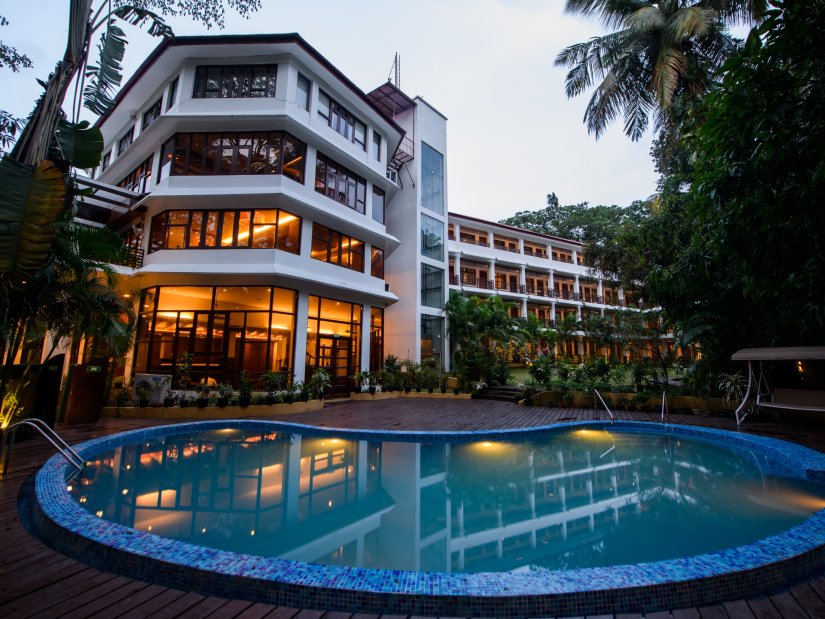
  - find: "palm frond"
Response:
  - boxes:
[667,6,715,41]
[653,46,687,108]
[702,0,769,25]
[0,158,66,280]
[83,19,127,116]
[112,6,174,38]
[627,5,666,33]
[556,30,633,97]
[565,0,648,30]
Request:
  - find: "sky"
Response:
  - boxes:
[1,0,660,222]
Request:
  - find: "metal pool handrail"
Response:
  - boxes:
[593,389,615,422]
[661,391,670,424]
[1,419,84,475]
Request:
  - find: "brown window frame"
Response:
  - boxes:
[141,98,162,130]
[314,152,366,214]
[311,223,365,272]
[371,247,384,279]
[193,65,278,99]
[148,207,301,254]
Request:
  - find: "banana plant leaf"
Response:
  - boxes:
[53,119,104,169]
[0,158,66,280]
[83,19,126,116]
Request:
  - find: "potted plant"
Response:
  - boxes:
[308,368,331,400]
[401,359,419,393]
[195,382,210,408]
[135,381,151,407]
[176,352,193,397]
[354,370,372,393]
[238,370,253,407]
[260,370,284,405]
[216,383,233,407]
[163,391,178,408]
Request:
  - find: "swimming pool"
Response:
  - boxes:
[30,420,825,616]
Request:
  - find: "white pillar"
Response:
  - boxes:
[293,293,309,383]
[360,304,371,371]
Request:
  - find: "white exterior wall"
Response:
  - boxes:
[383,99,449,367]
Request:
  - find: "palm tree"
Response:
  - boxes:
[555,0,765,142]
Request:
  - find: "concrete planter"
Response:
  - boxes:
[102,399,324,419]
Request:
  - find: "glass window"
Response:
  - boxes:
[142,98,162,130]
[372,132,381,161]
[160,131,305,180]
[147,208,300,253]
[166,76,179,110]
[315,152,366,213]
[117,155,153,193]
[318,91,330,119]
[101,151,111,171]
[421,142,444,214]
[296,73,310,110]
[193,65,277,99]
[117,127,135,156]
[370,307,383,371]
[318,90,367,149]
[421,264,444,308]
[372,187,385,224]
[311,223,365,272]
[371,247,384,279]
[420,316,444,363]
[421,214,444,261]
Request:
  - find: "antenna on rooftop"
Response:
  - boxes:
[387,52,401,90]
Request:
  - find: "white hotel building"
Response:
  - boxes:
[87,34,634,395]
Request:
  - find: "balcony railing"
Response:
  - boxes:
[459,237,489,247]
[113,247,144,269]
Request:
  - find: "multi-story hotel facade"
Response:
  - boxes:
[82,33,645,395]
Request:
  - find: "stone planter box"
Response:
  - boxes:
[102,399,324,419]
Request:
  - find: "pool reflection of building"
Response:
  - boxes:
[78,432,722,572]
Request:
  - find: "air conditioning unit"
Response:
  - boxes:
[386,168,398,184]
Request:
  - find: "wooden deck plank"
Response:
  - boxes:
[789,582,825,616]
[116,586,189,619]
[58,579,153,619]
[85,583,172,618]
[22,574,136,618]
[175,596,232,617]
[673,609,701,619]
[723,600,756,619]
[205,599,256,618]
[746,598,782,619]
[145,591,208,619]
[698,605,729,619]
[234,602,284,619]
[768,592,810,619]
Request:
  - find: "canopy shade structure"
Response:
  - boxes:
[732,347,825,425]
[732,347,825,361]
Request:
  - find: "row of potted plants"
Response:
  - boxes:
[121,368,332,409]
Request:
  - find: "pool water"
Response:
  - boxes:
[69,427,825,574]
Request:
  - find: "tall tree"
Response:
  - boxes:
[555,0,762,142]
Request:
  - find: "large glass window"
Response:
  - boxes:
[159,131,305,183]
[148,208,300,253]
[132,285,296,385]
[310,223,365,272]
[318,90,366,149]
[421,142,444,214]
[314,153,366,214]
[193,65,277,99]
[421,214,444,261]
[372,187,385,224]
[372,132,382,161]
[305,296,362,395]
[421,264,444,308]
[421,316,444,364]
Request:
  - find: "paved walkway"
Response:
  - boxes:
[3,399,825,618]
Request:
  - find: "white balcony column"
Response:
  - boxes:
[519,264,526,291]
[574,275,580,297]
[549,269,555,296]
[454,252,461,286]
[521,298,528,318]
[293,293,310,383]
[453,222,461,242]
[486,230,493,248]
[572,248,579,265]
[518,238,525,255]
[597,279,604,298]
[360,304,371,371]
[489,259,496,290]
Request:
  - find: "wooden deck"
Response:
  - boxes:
[3,399,825,618]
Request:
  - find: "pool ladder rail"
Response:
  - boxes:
[593,389,615,422]
[1,419,84,476]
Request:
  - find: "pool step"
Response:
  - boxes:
[477,386,524,402]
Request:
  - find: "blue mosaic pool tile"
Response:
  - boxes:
[29,419,825,617]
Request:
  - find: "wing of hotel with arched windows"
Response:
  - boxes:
[61,34,670,395]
